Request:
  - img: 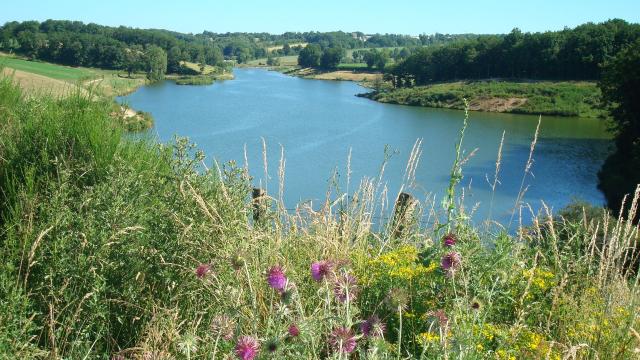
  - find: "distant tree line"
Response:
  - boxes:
[387,19,640,87]
[0,20,228,80]
[0,20,485,73]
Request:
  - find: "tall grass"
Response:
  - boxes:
[0,75,638,359]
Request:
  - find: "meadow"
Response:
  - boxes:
[0,54,147,97]
[0,73,638,359]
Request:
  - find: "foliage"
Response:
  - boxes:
[597,38,640,219]
[145,45,167,82]
[298,44,322,68]
[320,47,345,69]
[1,69,639,360]
[388,19,640,86]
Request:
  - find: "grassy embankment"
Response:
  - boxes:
[363,80,606,118]
[0,54,152,130]
[1,76,639,359]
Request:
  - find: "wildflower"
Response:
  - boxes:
[288,324,300,338]
[211,314,236,341]
[267,265,287,292]
[311,260,333,282]
[417,331,439,344]
[328,326,357,354]
[427,309,449,330]
[442,233,457,247]
[195,263,211,279]
[385,288,409,311]
[441,251,461,275]
[360,315,386,338]
[333,272,359,303]
[235,336,260,360]
[471,299,482,311]
[265,339,279,353]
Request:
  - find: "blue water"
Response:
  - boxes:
[119,68,612,227]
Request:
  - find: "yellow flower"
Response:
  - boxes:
[476,344,484,352]
[527,332,543,351]
[417,331,440,344]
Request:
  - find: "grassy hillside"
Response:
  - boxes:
[365,80,606,118]
[1,54,148,97]
[0,77,638,359]
[0,55,94,81]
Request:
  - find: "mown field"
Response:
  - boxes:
[366,80,607,118]
[0,75,638,359]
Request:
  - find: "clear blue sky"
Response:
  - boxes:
[2,0,639,35]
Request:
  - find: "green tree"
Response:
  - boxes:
[266,56,280,66]
[167,46,183,73]
[123,45,144,77]
[145,45,167,81]
[197,51,206,73]
[320,47,344,69]
[298,44,321,68]
[598,39,640,219]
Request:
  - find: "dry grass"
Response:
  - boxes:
[180,61,217,75]
[1,68,89,97]
[267,42,308,52]
[291,68,382,82]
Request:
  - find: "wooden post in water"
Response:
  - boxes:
[392,192,417,238]
[252,188,266,223]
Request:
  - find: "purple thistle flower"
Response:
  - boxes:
[333,272,359,303]
[360,315,386,338]
[267,266,287,292]
[310,260,333,282]
[442,233,457,247]
[288,324,300,337]
[328,326,357,354]
[235,336,260,360]
[441,251,461,275]
[195,263,211,279]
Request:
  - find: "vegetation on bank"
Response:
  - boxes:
[362,80,605,118]
[387,19,640,86]
[1,75,639,359]
[597,38,640,220]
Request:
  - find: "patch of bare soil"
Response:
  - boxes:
[468,97,527,112]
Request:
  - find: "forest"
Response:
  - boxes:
[386,19,640,86]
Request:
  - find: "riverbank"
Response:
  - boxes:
[1,54,228,130]
[243,55,382,86]
[360,80,606,118]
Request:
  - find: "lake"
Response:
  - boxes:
[119,68,612,227]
